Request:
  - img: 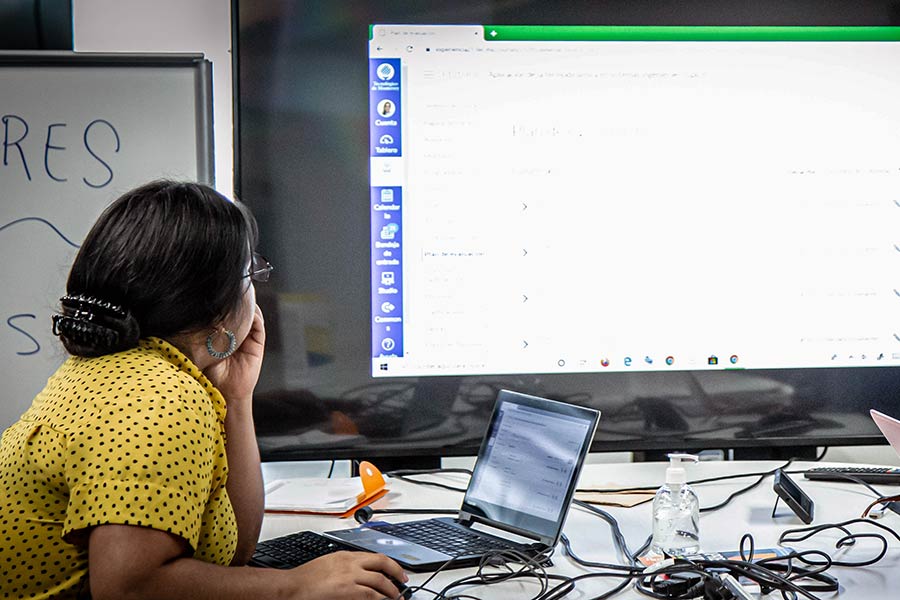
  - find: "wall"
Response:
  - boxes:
[72,0,233,195]
[0,1,231,430]
[0,57,213,428]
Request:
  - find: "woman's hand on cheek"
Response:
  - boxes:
[204,305,266,407]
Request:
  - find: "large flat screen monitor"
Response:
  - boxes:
[236,2,900,463]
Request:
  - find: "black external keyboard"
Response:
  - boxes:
[250,530,414,598]
[368,519,521,556]
[249,530,349,569]
[804,466,900,484]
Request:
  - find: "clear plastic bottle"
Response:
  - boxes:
[651,453,700,556]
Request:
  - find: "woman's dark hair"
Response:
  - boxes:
[54,180,258,357]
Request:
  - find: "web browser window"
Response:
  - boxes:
[369,25,900,377]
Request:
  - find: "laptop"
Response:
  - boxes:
[324,389,600,572]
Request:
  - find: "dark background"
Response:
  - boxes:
[11,1,899,464]
[13,0,892,465]
[0,0,72,50]
[235,1,900,466]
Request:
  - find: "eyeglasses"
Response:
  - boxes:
[245,252,274,283]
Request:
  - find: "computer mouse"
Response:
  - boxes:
[388,576,413,599]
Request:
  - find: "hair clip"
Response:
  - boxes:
[51,313,66,336]
[61,294,127,318]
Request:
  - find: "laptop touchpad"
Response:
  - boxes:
[327,527,450,565]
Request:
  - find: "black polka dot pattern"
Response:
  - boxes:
[0,337,236,597]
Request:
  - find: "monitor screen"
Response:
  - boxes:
[368,24,900,377]
[236,1,900,463]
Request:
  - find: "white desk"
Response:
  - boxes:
[259,461,900,598]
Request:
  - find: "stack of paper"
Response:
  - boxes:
[264,461,389,517]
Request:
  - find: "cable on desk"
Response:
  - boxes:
[388,457,885,599]
[556,537,644,600]
[556,489,897,600]
[577,447,826,499]
[571,500,645,566]
[557,504,844,600]
[437,549,558,599]
[536,557,818,600]
[624,521,900,600]
[625,537,839,600]
[663,557,828,599]
[620,517,900,600]
[391,457,824,516]
[700,459,794,513]
[779,517,900,568]
[407,547,566,600]
[575,459,797,514]
[579,459,796,514]
[861,494,900,518]
[366,468,574,599]
[556,499,654,600]
[560,534,643,573]
[578,463,788,495]
[541,570,649,600]
[385,467,472,494]
[381,471,635,599]
[393,547,472,599]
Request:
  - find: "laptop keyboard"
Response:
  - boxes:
[368,519,523,557]
[250,530,347,569]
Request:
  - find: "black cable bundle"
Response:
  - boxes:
[377,458,900,600]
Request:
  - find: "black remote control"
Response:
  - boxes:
[804,466,900,485]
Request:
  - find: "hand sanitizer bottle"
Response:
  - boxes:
[651,453,700,556]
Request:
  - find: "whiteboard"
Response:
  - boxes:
[0,52,213,428]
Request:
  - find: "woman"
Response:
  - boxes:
[0,181,407,599]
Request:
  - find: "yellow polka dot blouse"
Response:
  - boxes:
[0,337,236,598]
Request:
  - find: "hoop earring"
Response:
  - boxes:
[206,329,237,359]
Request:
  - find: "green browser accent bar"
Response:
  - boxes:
[482,25,900,42]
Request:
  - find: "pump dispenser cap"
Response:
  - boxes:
[666,453,699,485]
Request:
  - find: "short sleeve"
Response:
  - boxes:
[61,394,219,551]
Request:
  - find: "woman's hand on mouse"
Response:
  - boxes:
[283,551,409,600]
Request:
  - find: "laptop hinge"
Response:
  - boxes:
[456,513,549,546]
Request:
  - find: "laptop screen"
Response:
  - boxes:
[460,390,600,544]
